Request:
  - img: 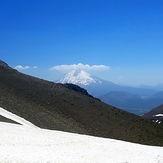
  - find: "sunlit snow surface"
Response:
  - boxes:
[0,108,163,163]
[0,107,38,128]
[153,114,163,117]
[58,70,101,85]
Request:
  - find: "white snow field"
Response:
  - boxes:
[0,107,163,163]
[0,107,38,128]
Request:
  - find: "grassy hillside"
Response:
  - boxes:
[0,60,163,146]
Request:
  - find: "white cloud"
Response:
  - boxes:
[14,65,38,70]
[14,65,30,70]
[49,63,110,71]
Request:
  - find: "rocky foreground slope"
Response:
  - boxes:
[0,60,163,146]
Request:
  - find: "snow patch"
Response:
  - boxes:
[153,114,163,117]
[0,107,38,128]
[0,106,163,162]
[0,122,163,163]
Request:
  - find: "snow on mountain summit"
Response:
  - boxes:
[57,70,101,85]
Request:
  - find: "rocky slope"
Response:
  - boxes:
[0,60,163,146]
[143,104,163,125]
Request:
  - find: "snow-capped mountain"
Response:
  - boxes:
[57,70,102,86]
[57,70,156,98]
[57,70,161,116]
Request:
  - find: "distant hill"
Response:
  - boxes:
[1,60,163,146]
[99,91,163,115]
[142,104,163,125]
[57,71,163,115]
[138,84,163,91]
[149,91,163,99]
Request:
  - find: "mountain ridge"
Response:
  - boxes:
[1,60,163,146]
[57,70,161,115]
[143,104,163,125]
[99,91,163,115]
[57,70,157,97]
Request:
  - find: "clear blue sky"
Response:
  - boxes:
[0,0,163,85]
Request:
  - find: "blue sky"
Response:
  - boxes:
[0,0,163,86]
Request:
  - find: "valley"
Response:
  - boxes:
[57,69,163,116]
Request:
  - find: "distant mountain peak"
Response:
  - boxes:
[57,70,101,85]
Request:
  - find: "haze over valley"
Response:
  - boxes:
[57,69,163,115]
